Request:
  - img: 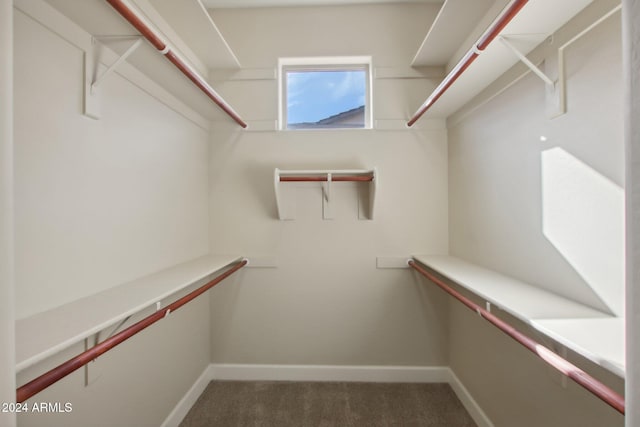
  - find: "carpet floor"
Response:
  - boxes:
[179,381,478,427]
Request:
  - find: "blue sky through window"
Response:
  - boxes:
[286,70,366,125]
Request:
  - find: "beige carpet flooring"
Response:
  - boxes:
[179,381,478,427]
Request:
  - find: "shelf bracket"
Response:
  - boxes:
[322,173,333,220]
[83,315,132,387]
[83,36,143,120]
[559,346,568,388]
[91,315,132,360]
[499,36,564,118]
[104,315,133,341]
[499,36,554,86]
[91,37,143,93]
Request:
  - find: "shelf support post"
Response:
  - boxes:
[323,173,333,220]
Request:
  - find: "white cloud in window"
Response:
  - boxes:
[331,71,365,101]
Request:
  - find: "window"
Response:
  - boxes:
[279,57,372,130]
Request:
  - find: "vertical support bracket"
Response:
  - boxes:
[559,346,568,388]
[499,36,565,119]
[83,36,143,120]
[323,173,333,220]
[274,168,283,219]
[548,4,622,120]
[358,167,377,220]
[83,45,100,120]
[545,43,566,119]
[540,336,570,388]
[274,168,296,220]
[83,315,131,386]
[84,336,102,386]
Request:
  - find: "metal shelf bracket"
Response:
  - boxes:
[83,36,143,120]
[499,36,554,85]
[499,35,565,118]
[91,36,143,92]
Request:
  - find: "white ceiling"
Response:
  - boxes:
[201,0,442,8]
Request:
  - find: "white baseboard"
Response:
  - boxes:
[447,370,495,427]
[162,364,493,427]
[209,363,450,383]
[160,366,212,427]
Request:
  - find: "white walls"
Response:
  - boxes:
[16,295,211,427]
[11,1,632,426]
[447,2,625,426]
[0,0,16,426]
[13,1,212,425]
[448,4,624,316]
[449,301,624,427]
[208,128,449,366]
[14,5,210,318]
[623,0,640,425]
[206,4,451,367]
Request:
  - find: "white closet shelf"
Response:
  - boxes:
[533,317,624,377]
[411,0,595,118]
[16,254,243,372]
[274,168,377,221]
[23,0,240,121]
[144,0,240,70]
[412,255,624,377]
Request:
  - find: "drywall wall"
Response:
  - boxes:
[448,4,624,316]
[448,301,624,427]
[16,294,211,427]
[447,3,625,426]
[207,127,449,366]
[623,0,640,425]
[0,0,16,426]
[13,2,212,426]
[14,4,210,319]
[206,3,451,367]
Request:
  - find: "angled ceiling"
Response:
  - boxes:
[40,0,605,121]
[412,0,496,66]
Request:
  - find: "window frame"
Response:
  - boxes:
[278,56,373,131]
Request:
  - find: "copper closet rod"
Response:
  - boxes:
[408,260,625,415]
[279,175,374,182]
[407,0,529,126]
[16,260,247,403]
[105,0,247,128]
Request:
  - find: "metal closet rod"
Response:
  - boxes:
[407,0,529,127]
[407,260,625,415]
[16,259,248,403]
[280,175,374,182]
[105,0,248,129]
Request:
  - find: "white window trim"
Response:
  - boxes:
[278,56,373,131]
